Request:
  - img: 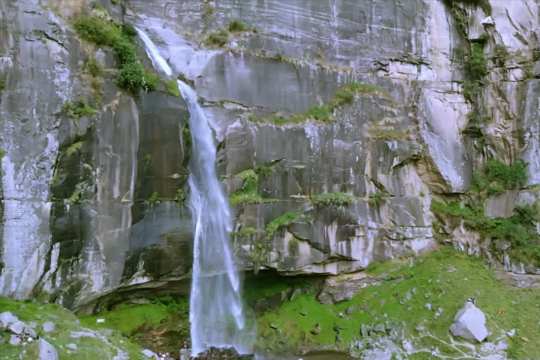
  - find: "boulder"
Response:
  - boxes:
[450,301,489,342]
[9,335,21,346]
[141,349,158,359]
[39,339,59,360]
[0,312,18,329]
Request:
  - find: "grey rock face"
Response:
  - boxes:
[450,302,489,342]
[0,311,18,329]
[39,338,59,360]
[1,0,540,306]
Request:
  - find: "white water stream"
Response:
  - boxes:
[136,27,253,356]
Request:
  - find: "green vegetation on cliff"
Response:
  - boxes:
[433,160,539,266]
[249,82,386,125]
[74,15,157,94]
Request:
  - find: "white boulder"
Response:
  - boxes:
[39,338,59,360]
[450,301,489,342]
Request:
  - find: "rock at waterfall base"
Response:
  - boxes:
[450,301,489,342]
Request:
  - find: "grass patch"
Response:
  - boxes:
[256,248,540,358]
[165,79,180,97]
[62,100,98,119]
[250,82,385,125]
[311,192,355,207]
[74,15,157,94]
[471,159,528,196]
[266,211,301,238]
[0,297,144,359]
[204,29,229,47]
[228,20,250,33]
[230,168,277,206]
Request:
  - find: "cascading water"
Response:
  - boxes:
[136,27,253,356]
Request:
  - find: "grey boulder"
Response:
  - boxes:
[39,339,59,360]
[450,301,489,342]
[0,312,19,329]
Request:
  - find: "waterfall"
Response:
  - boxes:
[136,27,253,356]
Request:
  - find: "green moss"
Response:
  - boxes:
[204,29,229,47]
[227,20,250,33]
[145,191,161,208]
[433,200,540,266]
[0,297,144,359]
[368,191,388,207]
[266,211,301,238]
[311,192,355,207]
[84,57,103,77]
[230,168,277,206]
[62,100,98,119]
[165,79,180,97]
[256,248,540,357]
[250,82,385,125]
[472,159,528,196]
[74,15,156,94]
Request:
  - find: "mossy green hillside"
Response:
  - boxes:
[255,248,540,358]
[0,297,144,359]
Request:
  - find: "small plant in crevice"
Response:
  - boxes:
[265,211,302,238]
[62,100,98,119]
[227,20,249,33]
[230,165,277,206]
[204,29,229,47]
[311,192,355,207]
[145,191,161,208]
[368,191,388,207]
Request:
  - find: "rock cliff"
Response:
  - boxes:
[1,0,539,307]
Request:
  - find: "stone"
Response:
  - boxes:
[9,335,21,346]
[8,320,25,335]
[66,343,78,351]
[317,272,380,304]
[450,301,489,342]
[42,321,56,333]
[0,312,19,329]
[96,318,106,324]
[39,338,59,360]
[142,349,158,359]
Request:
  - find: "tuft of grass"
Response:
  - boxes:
[74,15,156,94]
[227,20,249,33]
[250,82,386,125]
[230,168,277,206]
[265,211,301,238]
[311,192,355,207]
[256,247,540,358]
[472,159,528,196]
[62,100,98,119]
[204,29,229,47]
[165,79,180,97]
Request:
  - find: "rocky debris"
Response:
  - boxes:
[66,343,78,351]
[39,338,59,360]
[0,312,18,328]
[142,349,159,359]
[450,301,489,342]
[317,272,380,304]
[191,347,254,359]
[70,330,98,338]
[9,334,22,346]
[42,321,55,333]
[1,311,37,342]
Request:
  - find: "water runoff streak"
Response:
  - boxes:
[136,27,252,356]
